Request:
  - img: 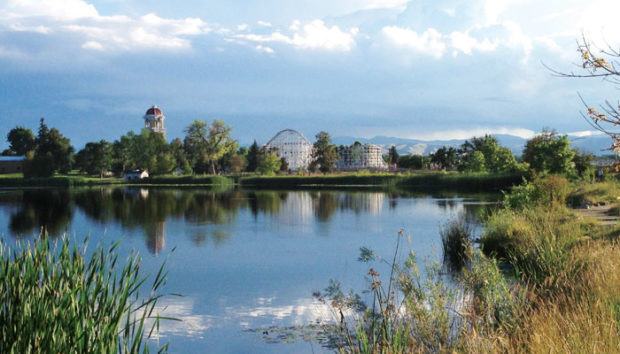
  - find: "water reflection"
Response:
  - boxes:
[0,187,500,351]
[5,190,74,237]
[1,188,496,255]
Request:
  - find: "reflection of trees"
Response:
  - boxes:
[3,188,499,253]
[247,192,287,217]
[310,192,339,222]
[184,191,244,225]
[8,190,74,237]
[73,188,243,253]
[189,230,231,247]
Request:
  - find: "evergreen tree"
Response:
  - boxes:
[388,145,399,166]
[25,118,74,177]
[246,140,259,172]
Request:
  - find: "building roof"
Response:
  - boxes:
[145,105,163,117]
[0,156,26,162]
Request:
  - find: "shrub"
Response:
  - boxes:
[504,175,569,210]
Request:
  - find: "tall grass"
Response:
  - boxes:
[314,232,521,353]
[440,218,473,271]
[0,235,171,353]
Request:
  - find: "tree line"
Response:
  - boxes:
[425,131,594,179]
[2,119,596,179]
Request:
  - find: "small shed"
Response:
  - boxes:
[0,156,26,174]
[123,169,149,181]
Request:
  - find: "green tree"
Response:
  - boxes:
[75,140,113,178]
[25,119,74,177]
[228,154,247,174]
[312,131,337,173]
[572,149,595,180]
[5,127,36,156]
[279,157,289,173]
[257,149,281,175]
[398,155,429,170]
[246,141,259,172]
[522,130,575,174]
[461,150,486,172]
[430,146,459,170]
[115,129,176,175]
[184,119,236,174]
[460,135,517,172]
[111,135,132,174]
[388,145,399,166]
[170,138,193,175]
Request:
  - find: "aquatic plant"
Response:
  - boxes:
[440,217,473,271]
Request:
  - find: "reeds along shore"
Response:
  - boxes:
[0,236,169,353]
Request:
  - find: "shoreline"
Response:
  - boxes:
[0,172,527,191]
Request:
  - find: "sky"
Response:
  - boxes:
[1,0,620,149]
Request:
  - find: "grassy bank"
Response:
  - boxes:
[0,175,124,187]
[239,171,526,191]
[0,174,234,188]
[1,171,525,191]
[314,175,619,352]
[0,236,169,352]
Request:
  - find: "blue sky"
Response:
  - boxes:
[1,0,619,149]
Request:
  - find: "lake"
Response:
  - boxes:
[0,187,497,353]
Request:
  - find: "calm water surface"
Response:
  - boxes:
[0,187,497,353]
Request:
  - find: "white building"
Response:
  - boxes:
[336,143,388,170]
[265,129,313,171]
[144,105,166,138]
[124,169,149,181]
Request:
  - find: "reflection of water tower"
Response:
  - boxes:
[144,105,166,138]
[146,221,166,255]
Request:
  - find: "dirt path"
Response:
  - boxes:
[574,204,619,226]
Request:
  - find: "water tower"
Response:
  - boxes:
[143,105,166,138]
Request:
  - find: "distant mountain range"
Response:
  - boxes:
[332,134,614,157]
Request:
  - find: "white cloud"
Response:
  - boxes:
[449,31,497,55]
[238,20,357,52]
[1,1,212,52]
[9,23,50,34]
[257,20,272,27]
[381,26,446,58]
[236,24,248,31]
[567,130,605,138]
[81,41,103,50]
[289,20,300,31]
[407,127,536,141]
[4,0,98,20]
[255,45,274,54]
[362,0,410,10]
[291,20,357,51]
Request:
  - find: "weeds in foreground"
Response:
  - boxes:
[314,231,519,353]
[0,235,173,353]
